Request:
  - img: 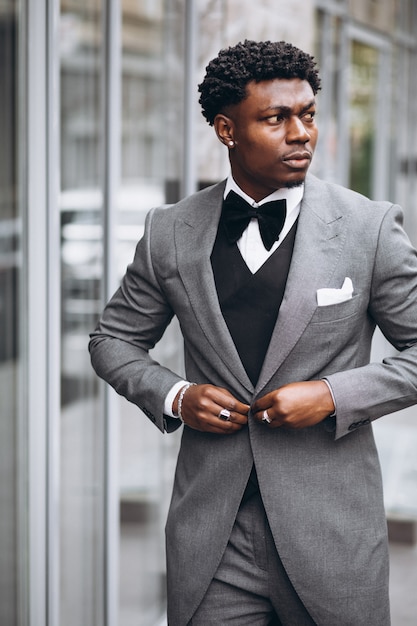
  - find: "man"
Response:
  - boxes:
[89,40,417,625]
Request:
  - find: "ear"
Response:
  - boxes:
[214,114,236,148]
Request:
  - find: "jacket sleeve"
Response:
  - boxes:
[326,204,417,439]
[89,208,184,433]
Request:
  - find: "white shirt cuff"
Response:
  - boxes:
[322,378,337,417]
[164,380,189,417]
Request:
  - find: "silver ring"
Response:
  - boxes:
[218,408,231,421]
[262,410,271,424]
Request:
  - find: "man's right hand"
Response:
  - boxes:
[173,384,249,434]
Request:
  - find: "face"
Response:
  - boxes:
[215,78,318,201]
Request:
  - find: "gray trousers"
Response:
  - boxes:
[189,491,316,626]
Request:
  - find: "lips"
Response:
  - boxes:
[282,151,312,168]
[283,150,312,161]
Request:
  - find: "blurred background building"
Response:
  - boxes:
[0,0,416,624]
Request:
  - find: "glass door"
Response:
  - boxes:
[0,2,26,623]
[348,40,379,197]
[118,2,183,624]
[346,30,391,200]
[59,2,106,623]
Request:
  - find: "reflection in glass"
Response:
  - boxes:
[59,2,105,623]
[118,3,184,625]
[348,41,379,197]
[0,3,22,624]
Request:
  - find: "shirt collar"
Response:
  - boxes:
[224,174,304,217]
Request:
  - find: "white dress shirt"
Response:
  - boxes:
[164,176,304,417]
[224,176,303,273]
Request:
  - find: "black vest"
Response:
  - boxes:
[211,219,298,386]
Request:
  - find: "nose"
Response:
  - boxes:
[286,116,310,143]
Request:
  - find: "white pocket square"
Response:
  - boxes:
[316,277,353,306]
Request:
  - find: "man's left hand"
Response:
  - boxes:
[251,380,335,429]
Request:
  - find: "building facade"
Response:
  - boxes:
[0,0,416,624]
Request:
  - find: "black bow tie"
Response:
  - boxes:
[221,190,287,251]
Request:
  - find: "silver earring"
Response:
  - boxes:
[228,141,234,147]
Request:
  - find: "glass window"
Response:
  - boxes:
[0,2,24,624]
[118,2,183,624]
[348,40,379,197]
[313,10,343,182]
[397,0,417,35]
[349,0,394,33]
[59,1,105,623]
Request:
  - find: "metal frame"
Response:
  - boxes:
[335,15,350,186]
[46,1,62,624]
[347,25,391,200]
[24,0,62,623]
[182,0,198,198]
[23,0,122,623]
[314,8,338,181]
[102,0,121,624]
[396,43,417,238]
[25,0,49,623]
[17,1,30,623]
[334,21,392,199]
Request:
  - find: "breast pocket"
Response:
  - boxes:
[296,294,366,366]
[310,293,363,324]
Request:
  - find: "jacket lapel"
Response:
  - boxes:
[174,182,254,394]
[256,174,348,393]
[173,175,347,397]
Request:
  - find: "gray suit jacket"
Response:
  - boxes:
[90,174,417,625]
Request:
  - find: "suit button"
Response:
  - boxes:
[362,418,371,426]
[348,421,360,431]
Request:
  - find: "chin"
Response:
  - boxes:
[284,178,306,189]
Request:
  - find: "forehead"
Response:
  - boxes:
[241,78,315,114]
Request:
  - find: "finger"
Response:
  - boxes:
[260,409,272,425]
[191,417,244,434]
[208,386,249,410]
[216,419,244,433]
[217,408,233,421]
[215,408,248,425]
[252,406,281,428]
[233,400,250,415]
[215,398,250,417]
[254,408,273,426]
[251,404,270,420]
[251,394,273,414]
[185,403,245,432]
[212,395,249,424]
[251,397,272,417]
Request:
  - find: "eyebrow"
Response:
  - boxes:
[260,99,316,115]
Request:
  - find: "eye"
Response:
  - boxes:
[265,113,285,124]
[303,111,316,122]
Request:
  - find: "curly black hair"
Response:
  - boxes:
[198,40,321,126]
